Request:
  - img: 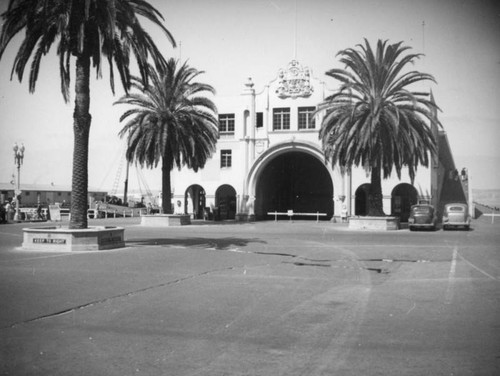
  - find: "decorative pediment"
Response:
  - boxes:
[276,60,313,99]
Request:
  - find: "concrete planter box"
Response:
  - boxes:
[348,216,400,231]
[22,226,125,251]
[141,214,191,226]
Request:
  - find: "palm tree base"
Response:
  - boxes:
[348,216,400,231]
[141,214,191,227]
[22,226,125,251]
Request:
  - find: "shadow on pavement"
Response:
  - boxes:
[126,236,267,250]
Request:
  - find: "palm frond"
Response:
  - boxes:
[0,0,175,103]
[116,59,219,176]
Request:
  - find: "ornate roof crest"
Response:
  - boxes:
[276,60,313,99]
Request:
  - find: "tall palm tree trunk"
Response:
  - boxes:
[69,55,91,229]
[161,160,172,214]
[368,167,385,216]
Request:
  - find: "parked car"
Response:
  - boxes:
[442,203,470,230]
[408,204,437,231]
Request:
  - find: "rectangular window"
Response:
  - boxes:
[220,149,232,168]
[298,106,316,129]
[256,112,263,128]
[272,108,290,130]
[218,114,235,136]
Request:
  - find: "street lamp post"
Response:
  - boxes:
[13,142,25,221]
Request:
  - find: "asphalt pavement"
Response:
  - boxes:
[0,217,499,375]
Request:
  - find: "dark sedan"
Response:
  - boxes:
[408,204,437,231]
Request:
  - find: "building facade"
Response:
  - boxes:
[0,183,107,208]
[171,59,459,222]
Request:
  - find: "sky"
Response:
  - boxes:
[1,0,499,195]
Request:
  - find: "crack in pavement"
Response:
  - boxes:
[283,260,390,273]
[3,247,395,329]
[2,264,247,330]
[226,247,391,274]
[286,261,331,267]
[226,247,390,274]
[225,247,332,263]
[359,258,431,263]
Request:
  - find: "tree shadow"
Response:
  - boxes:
[126,237,266,250]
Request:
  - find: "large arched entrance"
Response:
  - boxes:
[185,185,205,219]
[255,151,333,220]
[215,184,237,220]
[391,183,418,222]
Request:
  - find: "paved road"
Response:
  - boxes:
[0,218,499,375]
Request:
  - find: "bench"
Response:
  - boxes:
[60,208,70,219]
[267,210,328,223]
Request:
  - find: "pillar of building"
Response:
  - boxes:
[346,168,352,216]
[242,77,256,162]
[237,78,256,221]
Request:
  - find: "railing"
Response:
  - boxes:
[482,213,500,224]
[19,207,48,221]
[87,208,147,219]
[473,202,500,224]
[267,210,327,223]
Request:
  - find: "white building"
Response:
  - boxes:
[171,59,466,222]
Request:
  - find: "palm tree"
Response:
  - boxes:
[115,58,219,214]
[318,39,440,216]
[0,0,175,229]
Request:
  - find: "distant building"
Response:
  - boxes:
[169,59,467,221]
[0,183,107,207]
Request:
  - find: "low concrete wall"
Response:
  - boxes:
[235,213,256,222]
[141,214,191,226]
[348,216,400,231]
[22,226,125,251]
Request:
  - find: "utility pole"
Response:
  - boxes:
[13,142,25,221]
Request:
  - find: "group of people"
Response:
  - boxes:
[449,168,468,182]
[0,200,15,223]
[0,200,46,223]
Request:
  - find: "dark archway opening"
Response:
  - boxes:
[215,184,237,220]
[355,183,371,216]
[185,185,205,219]
[391,183,418,222]
[255,151,333,220]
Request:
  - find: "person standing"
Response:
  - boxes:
[5,201,13,222]
[341,204,348,223]
[0,202,6,223]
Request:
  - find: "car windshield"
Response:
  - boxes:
[448,206,464,212]
[413,206,431,213]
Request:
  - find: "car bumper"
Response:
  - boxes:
[443,221,470,228]
[409,222,436,230]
